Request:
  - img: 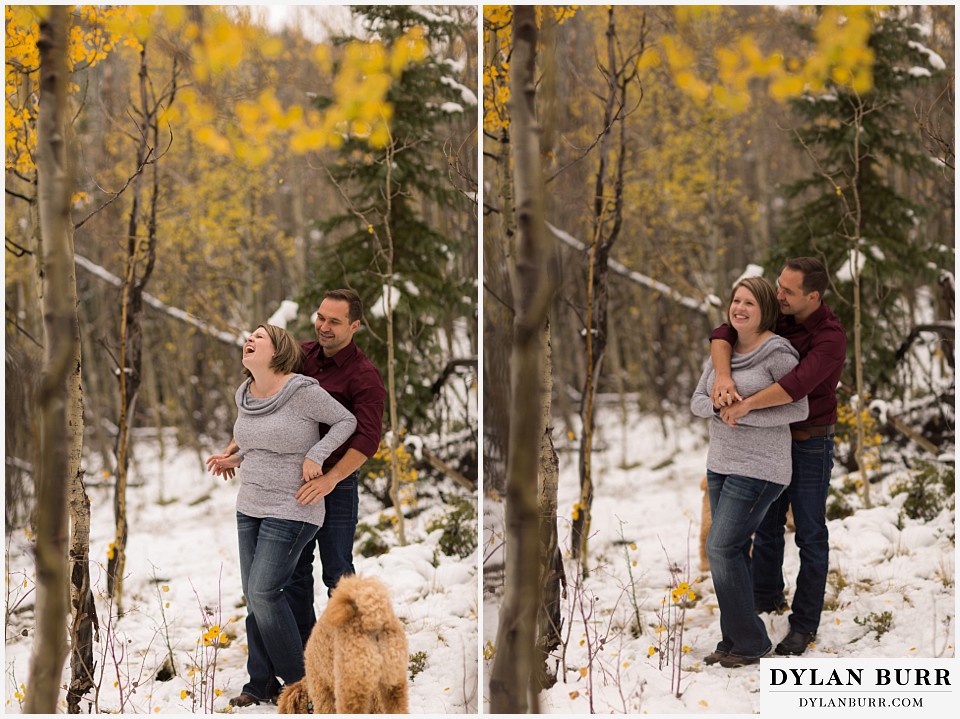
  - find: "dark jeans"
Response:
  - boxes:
[285,472,360,646]
[752,433,835,635]
[706,470,787,659]
[236,512,319,700]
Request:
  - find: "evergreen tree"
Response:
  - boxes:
[771,9,950,396]
[301,5,477,434]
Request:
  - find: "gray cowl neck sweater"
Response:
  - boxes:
[691,335,809,485]
[234,373,357,526]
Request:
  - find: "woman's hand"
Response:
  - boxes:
[206,452,241,479]
[301,457,324,483]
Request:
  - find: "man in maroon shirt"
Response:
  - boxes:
[709,257,846,657]
[288,289,386,638]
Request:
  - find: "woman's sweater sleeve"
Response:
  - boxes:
[734,396,809,427]
[302,386,358,466]
[690,361,718,419]
[735,345,809,427]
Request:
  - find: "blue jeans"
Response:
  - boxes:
[706,470,787,659]
[237,512,320,700]
[285,473,360,645]
[752,434,834,635]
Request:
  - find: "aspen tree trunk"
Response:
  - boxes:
[852,255,871,508]
[383,140,407,546]
[68,469,97,714]
[571,7,636,564]
[535,318,564,689]
[26,6,76,711]
[109,44,162,605]
[849,98,871,509]
[489,6,556,712]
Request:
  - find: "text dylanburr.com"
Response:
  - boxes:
[761,659,957,715]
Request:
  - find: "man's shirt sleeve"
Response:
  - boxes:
[776,326,847,402]
[710,322,737,345]
[347,365,386,459]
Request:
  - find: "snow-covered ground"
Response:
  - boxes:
[4,431,478,714]
[483,402,955,714]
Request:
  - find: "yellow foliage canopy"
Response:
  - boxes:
[5,6,429,175]
[481,5,880,132]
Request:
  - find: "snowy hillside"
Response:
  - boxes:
[5,431,478,714]
[483,403,955,714]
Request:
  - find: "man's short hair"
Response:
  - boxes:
[243,324,304,378]
[324,288,364,324]
[785,257,829,299]
[731,276,780,333]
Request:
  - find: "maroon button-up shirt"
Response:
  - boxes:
[710,303,847,426]
[300,339,386,472]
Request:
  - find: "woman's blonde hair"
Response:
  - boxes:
[243,324,304,377]
[729,276,779,333]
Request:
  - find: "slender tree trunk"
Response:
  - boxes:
[109,44,161,605]
[489,6,556,712]
[384,141,407,546]
[849,99,871,509]
[26,6,77,711]
[68,468,97,714]
[852,255,871,508]
[535,317,564,690]
[571,7,635,564]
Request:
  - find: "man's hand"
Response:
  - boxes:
[719,400,751,427]
[711,374,743,407]
[206,452,241,479]
[296,470,338,506]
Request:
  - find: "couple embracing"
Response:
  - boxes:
[691,257,847,668]
[206,289,386,705]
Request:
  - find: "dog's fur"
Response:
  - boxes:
[277,575,409,714]
[699,476,796,574]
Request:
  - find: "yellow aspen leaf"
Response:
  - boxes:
[261,36,284,58]
[852,69,873,94]
[351,119,372,137]
[160,5,185,27]
[195,127,231,155]
[290,129,335,154]
[831,66,852,85]
[770,74,805,101]
[569,690,580,699]
[368,124,391,149]
[699,700,709,707]
[314,44,332,73]
[579,667,588,678]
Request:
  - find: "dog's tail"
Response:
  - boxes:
[277,679,310,714]
[325,574,396,633]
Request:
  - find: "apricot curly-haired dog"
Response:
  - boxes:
[277,575,409,714]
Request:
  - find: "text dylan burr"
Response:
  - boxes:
[769,668,951,687]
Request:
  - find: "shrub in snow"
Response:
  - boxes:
[427,496,477,559]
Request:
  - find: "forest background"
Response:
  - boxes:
[482,4,954,713]
[4,4,478,713]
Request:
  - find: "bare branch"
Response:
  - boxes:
[73,150,155,230]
